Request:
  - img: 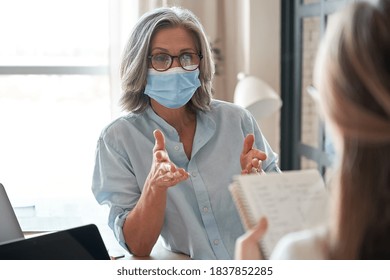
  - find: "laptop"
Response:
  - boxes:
[0,183,24,245]
[0,183,110,260]
[0,223,111,260]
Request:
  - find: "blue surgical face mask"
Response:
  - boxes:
[144,67,201,109]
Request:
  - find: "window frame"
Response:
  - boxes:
[280,0,354,174]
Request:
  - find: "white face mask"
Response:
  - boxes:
[144,67,201,109]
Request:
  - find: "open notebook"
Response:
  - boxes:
[229,169,329,259]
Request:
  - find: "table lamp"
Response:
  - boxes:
[233,73,282,119]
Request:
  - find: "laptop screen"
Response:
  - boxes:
[0,183,24,245]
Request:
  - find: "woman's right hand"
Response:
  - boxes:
[123,129,189,256]
[146,129,189,191]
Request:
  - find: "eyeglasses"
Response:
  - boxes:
[148,52,203,72]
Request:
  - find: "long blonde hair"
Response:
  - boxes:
[316,0,390,259]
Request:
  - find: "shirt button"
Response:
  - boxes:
[191,171,197,177]
[174,145,179,151]
[202,207,208,213]
[213,239,220,245]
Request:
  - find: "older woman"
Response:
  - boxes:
[92,6,280,260]
[236,0,390,260]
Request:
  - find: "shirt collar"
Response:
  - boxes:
[145,105,216,157]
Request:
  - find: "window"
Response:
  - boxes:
[280,0,352,177]
[0,0,112,202]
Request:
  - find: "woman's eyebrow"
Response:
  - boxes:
[150,47,197,53]
[151,47,169,53]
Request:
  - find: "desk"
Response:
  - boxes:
[19,197,190,260]
[24,230,190,260]
[126,238,191,260]
[94,222,191,260]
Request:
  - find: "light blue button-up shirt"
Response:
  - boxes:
[92,99,280,259]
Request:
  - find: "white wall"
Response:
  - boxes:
[247,0,281,154]
[209,0,281,155]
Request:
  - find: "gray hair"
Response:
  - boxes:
[120,7,215,113]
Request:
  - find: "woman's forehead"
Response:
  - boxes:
[150,27,196,50]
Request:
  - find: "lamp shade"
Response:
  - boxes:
[234,74,282,120]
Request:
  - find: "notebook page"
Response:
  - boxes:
[237,169,328,258]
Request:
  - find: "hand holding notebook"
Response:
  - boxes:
[229,169,329,259]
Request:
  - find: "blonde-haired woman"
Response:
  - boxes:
[236,0,390,260]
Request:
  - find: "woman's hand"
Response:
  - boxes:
[147,129,189,191]
[240,134,267,175]
[123,129,189,256]
[235,217,268,260]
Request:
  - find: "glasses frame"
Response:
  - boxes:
[148,52,203,72]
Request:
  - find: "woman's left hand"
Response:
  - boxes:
[235,217,268,260]
[240,134,267,174]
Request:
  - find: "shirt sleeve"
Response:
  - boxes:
[270,228,328,260]
[91,135,141,251]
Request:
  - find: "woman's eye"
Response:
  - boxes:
[180,54,193,64]
[154,54,169,62]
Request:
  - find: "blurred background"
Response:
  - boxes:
[1,0,356,239]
